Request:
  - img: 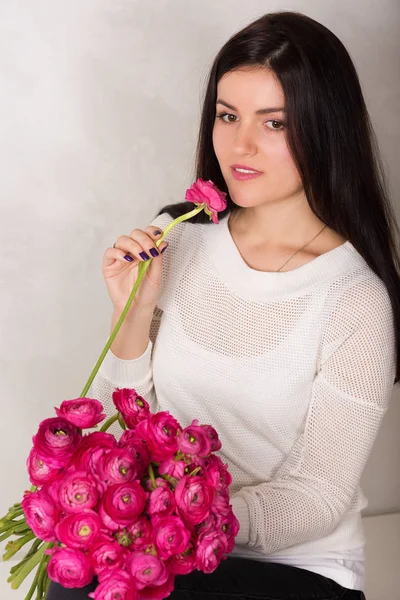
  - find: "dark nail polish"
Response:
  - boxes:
[149,247,159,257]
[139,251,149,260]
[154,230,161,235]
[161,245,168,253]
[124,255,134,262]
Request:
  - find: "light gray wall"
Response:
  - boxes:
[0,0,399,577]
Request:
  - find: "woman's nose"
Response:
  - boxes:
[233,123,257,154]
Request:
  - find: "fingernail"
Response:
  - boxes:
[139,251,150,260]
[154,230,161,235]
[161,244,168,253]
[124,255,134,262]
[149,247,159,257]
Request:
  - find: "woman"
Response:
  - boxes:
[46,10,399,600]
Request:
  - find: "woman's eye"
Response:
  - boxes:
[216,112,237,123]
[216,112,284,131]
[266,120,284,131]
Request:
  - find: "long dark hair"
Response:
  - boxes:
[155,10,400,384]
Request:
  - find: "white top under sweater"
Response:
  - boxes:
[88,210,396,592]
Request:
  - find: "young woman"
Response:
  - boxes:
[46,10,399,600]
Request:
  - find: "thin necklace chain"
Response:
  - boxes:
[228,213,328,273]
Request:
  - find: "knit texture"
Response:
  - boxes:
[88,210,396,590]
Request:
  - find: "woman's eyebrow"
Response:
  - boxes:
[216,99,286,114]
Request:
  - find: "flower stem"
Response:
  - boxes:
[99,412,119,433]
[79,205,204,399]
[9,542,47,590]
[117,412,127,430]
[148,463,156,490]
[3,531,35,561]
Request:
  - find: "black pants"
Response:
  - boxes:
[45,557,366,599]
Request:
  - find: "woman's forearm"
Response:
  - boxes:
[109,306,154,360]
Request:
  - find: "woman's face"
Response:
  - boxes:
[212,67,304,210]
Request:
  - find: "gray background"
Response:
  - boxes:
[0,1,398,597]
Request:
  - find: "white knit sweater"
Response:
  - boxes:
[89,210,396,592]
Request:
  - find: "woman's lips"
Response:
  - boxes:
[231,167,263,180]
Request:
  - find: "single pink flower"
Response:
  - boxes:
[204,454,232,489]
[127,550,169,590]
[178,420,211,457]
[145,412,181,462]
[88,535,127,576]
[21,489,58,542]
[57,469,99,513]
[158,458,185,480]
[88,569,137,600]
[175,475,214,526]
[119,433,151,479]
[72,432,117,472]
[195,530,229,573]
[126,516,154,550]
[136,572,175,600]
[184,178,227,224]
[55,398,106,429]
[33,417,81,468]
[201,424,222,452]
[46,546,94,588]
[95,448,137,489]
[151,515,191,560]
[166,538,197,575]
[112,388,150,429]
[147,486,176,518]
[100,482,147,529]
[55,509,101,549]
[26,447,63,486]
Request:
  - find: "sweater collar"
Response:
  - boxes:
[203,213,365,300]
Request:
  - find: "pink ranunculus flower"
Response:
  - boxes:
[95,448,137,490]
[184,178,228,224]
[72,432,117,472]
[88,535,127,576]
[151,515,191,560]
[178,420,211,457]
[55,398,106,429]
[89,569,137,600]
[166,538,197,575]
[204,454,232,489]
[126,516,154,550]
[158,458,185,480]
[175,475,214,526]
[136,572,175,600]
[46,546,94,588]
[145,412,181,462]
[127,550,169,590]
[55,509,101,549]
[147,486,176,518]
[101,482,147,529]
[119,433,151,479]
[195,530,229,573]
[33,417,81,468]
[21,489,58,542]
[57,469,99,513]
[201,424,222,452]
[26,447,63,486]
[112,388,150,429]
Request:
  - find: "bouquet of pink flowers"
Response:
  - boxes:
[0,179,239,600]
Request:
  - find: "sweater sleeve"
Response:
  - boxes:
[230,274,397,553]
[85,211,176,437]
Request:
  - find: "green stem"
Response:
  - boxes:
[79,204,204,398]
[3,531,35,561]
[9,539,43,575]
[117,412,127,430]
[0,529,14,543]
[9,543,47,590]
[35,553,51,600]
[148,463,156,490]
[99,413,119,432]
